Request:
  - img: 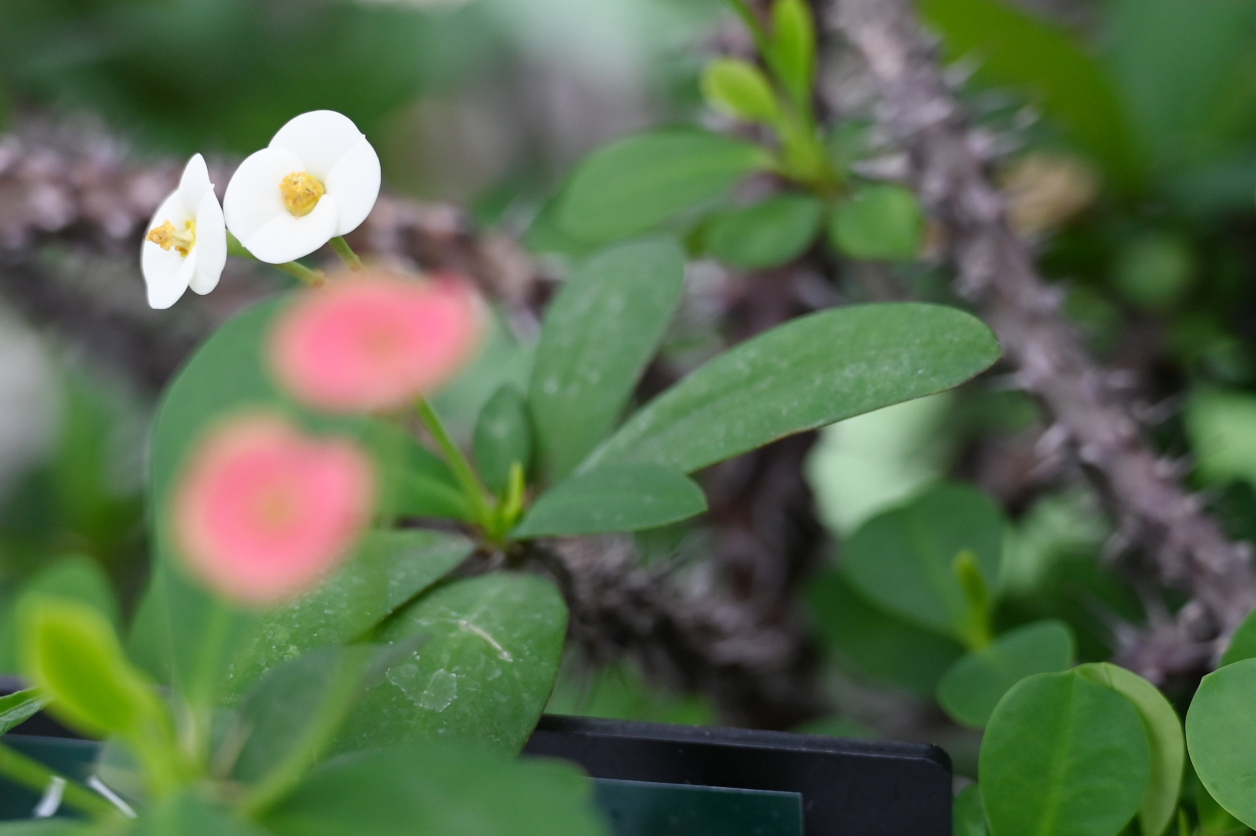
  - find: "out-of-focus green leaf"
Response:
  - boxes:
[1077,663,1184,836]
[981,671,1151,836]
[919,0,1142,185]
[0,555,119,673]
[1220,606,1256,667]
[369,422,470,522]
[529,240,686,481]
[584,303,1001,475]
[702,59,780,125]
[225,530,472,702]
[954,784,988,836]
[704,195,824,269]
[556,130,772,244]
[1186,659,1256,829]
[132,793,270,836]
[336,573,567,754]
[513,464,707,539]
[842,484,1005,644]
[473,385,533,496]
[1187,389,1256,489]
[1112,232,1197,312]
[261,742,607,836]
[829,184,923,261]
[937,620,1074,728]
[19,596,158,739]
[807,570,964,697]
[770,0,816,107]
[0,689,50,736]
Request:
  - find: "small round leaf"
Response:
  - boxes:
[704,195,824,269]
[701,59,781,125]
[1186,659,1256,830]
[830,184,924,261]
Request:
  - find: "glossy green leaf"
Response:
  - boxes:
[829,184,924,261]
[981,671,1151,836]
[702,59,780,125]
[919,0,1142,185]
[937,620,1075,728]
[842,484,1005,644]
[1186,659,1256,829]
[556,130,772,243]
[1077,663,1184,836]
[584,303,1001,475]
[474,385,533,496]
[807,570,964,697]
[704,195,824,269]
[770,0,816,107]
[225,529,472,701]
[18,596,158,739]
[335,573,568,754]
[529,239,686,481]
[261,742,608,836]
[513,464,707,539]
[954,784,988,836]
[0,689,50,736]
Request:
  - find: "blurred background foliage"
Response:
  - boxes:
[4,0,1256,788]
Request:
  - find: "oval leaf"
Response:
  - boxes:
[335,573,568,754]
[529,239,686,481]
[770,0,817,106]
[702,59,781,124]
[556,130,772,244]
[704,194,824,269]
[842,484,1005,643]
[829,184,924,261]
[937,619,1075,728]
[1076,663,1184,836]
[513,464,707,539]
[1186,659,1256,830]
[582,303,1000,475]
[473,385,533,496]
[981,670,1152,836]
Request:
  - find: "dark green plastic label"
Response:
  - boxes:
[593,777,804,836]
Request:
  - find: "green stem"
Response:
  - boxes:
[414,397,494,527]
[0,742,119,819]
[330,236,365,272]
[274,260,326,287]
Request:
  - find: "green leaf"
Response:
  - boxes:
[133,794,272,836]
[583,303,1001,475]
[474,385,533,496]
[1076,663,1184,836]
[261,743,608,836]
[0,689,50,736]
[702,59,781,125]
[1220,605,1256,667]
[18,596,159,739]
[0,555,119,673]
[529,240,686,481]
[937,620,1075,728]
[1186,388,1256,491]
[982,671,1151,836]
[335,573,568,754]
[919,0,1142,185]
[807,570,964,697]
[770,0,817,107]
[1186,659,1256,829]
[1196,777,1248,836]
[369,421,471,522]
[513,464,707,539]
[841,484,1005,644]
[954,784,988,836]
[704,195,824,269]
[225,530,472,702]
[556,130,772,244]
[829,184,924,261]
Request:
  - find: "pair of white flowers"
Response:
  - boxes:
[142,110,381,309]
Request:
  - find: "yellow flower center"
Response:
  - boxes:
[146,219,197,257]
[280,171,326,217]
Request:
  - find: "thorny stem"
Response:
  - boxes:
[330,236,365,272]
[0,742,119,819]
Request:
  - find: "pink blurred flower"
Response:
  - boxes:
[172,413,375,606]
[270,272,483,414]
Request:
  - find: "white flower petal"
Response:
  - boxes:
[241,194,339,264]
[190,191,227,295]
[177,153,213,209]
[269,110,366,181]
[144,248,198,310]
[223,146,305,244]
[325,136,381,236]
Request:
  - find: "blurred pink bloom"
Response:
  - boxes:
[269,272,482,414]
[173,413,375,606]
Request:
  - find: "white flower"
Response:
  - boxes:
[142,154,227,310]
[223,110,381,265]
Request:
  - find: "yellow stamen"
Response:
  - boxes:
[146,219,197,257]
[280,172,326,217]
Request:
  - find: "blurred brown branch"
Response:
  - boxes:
[831,0,1256,682]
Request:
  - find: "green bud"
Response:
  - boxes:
[702,59,781,126]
